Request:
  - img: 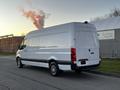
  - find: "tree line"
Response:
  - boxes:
[92,8,120,21]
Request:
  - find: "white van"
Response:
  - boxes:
[16,22,101,76]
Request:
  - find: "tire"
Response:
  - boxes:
[49,62,60,76]
[16,57,23,68]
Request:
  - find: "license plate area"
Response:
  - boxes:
[78,59,88,65]
[81,60,86,64]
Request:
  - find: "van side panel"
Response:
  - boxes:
[21,48,72,70]
[20,30,73,70]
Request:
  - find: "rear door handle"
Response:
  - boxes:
[91,52,94,54]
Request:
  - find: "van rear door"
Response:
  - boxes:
[75,30,99,66]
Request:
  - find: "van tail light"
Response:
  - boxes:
[71,48,76,64]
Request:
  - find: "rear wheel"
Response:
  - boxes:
[16,57,23,68]
[49,62,60,76]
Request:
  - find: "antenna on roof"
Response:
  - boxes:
[84,21,88,24]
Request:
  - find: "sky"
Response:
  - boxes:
[0,0,120,36]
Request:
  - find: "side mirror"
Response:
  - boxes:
[18,45,26,50]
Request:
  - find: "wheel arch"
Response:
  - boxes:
[48,56,58,66]
[48,59,57,67]
[16,56,20,62]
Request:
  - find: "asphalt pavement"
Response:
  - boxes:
[0,56,120,90]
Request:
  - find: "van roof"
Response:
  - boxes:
[25,22,95,39]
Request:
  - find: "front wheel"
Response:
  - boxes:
[49,62,60,76]
[16,57,23,68]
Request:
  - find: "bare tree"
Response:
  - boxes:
[91,8,120,22]
[109,8,120,17]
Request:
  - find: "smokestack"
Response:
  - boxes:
[20,9,45,30]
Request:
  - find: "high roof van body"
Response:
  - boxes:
[16,22,101,76]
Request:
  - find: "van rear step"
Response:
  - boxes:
[71,63,100,70]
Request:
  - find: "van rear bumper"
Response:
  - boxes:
[71,62,100,71]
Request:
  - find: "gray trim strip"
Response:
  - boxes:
[21,58,71,65]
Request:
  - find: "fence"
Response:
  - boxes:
[0,36,24,53]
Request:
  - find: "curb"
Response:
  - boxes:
[88,70,120,78]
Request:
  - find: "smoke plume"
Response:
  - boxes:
[20,9,45,30]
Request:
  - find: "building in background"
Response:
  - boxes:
[92,16,120,58]
[0,34,24,53]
